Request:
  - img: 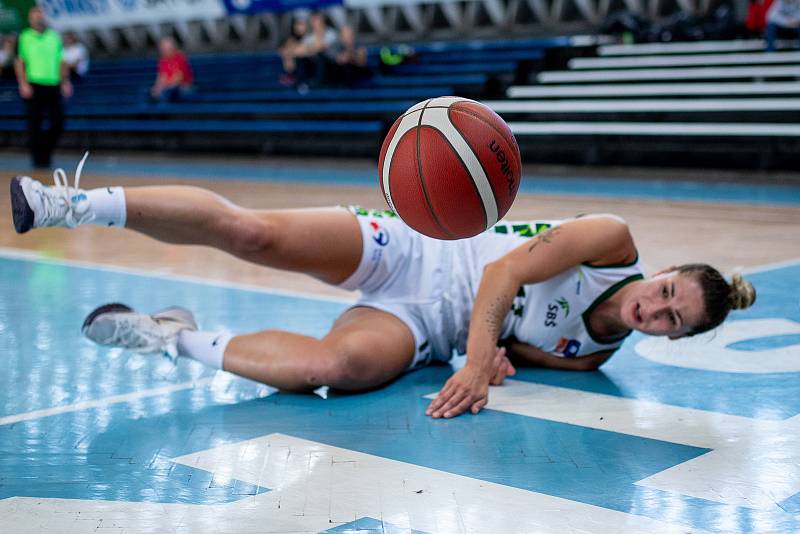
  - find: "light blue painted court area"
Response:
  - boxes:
[1,251,799,533]
[0,152,799,205]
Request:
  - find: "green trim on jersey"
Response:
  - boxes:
[583,253,640,269]
[17,28,62,86]
[347,206,398,219]
[493,222,552,237]
[581,273,644,345]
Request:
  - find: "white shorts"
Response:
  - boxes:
[337,207,458,370]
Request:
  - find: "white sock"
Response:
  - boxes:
[176,330,232,370]
[86,187,127,228]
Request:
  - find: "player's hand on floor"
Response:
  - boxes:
[490,346,516,385]
[427,347,511,418]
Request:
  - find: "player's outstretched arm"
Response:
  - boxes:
[504,339,614,371]
[426,215,635,419]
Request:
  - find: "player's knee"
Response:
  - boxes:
[320,337,369,388]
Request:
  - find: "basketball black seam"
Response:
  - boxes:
[451,106,520,158]
[415,100,455,239]
[399,104,457,120]
[403,103,520,164]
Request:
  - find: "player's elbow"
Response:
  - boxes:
[483,259,524,291]
[574,359,602,372]
[572,352,614,371]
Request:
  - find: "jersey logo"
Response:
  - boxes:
[544,296,570,327]
[369,220,389,247]
[555,337,582,358]
[511,286,526,317]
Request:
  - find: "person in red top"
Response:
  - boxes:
[746,0,775,36]
[150,36,194,102]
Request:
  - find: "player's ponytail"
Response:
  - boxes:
[728,272,757,311]
[674,264,756,336]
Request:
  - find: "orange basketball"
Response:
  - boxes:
[378,96,521,240]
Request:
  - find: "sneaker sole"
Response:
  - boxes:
[10,177,34,234]
[82,303,134,333]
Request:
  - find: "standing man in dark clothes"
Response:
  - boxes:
[14,6,71,169]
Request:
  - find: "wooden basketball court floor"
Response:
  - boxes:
[0,150,799,533]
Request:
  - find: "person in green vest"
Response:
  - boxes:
[14,6,72,168]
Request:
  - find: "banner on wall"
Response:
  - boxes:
[41,0,345,30]
[39,0,227,30]
[345,0,459,6]
[221,0,342,16]
[0,0,35,32]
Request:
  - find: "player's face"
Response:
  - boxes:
[621,272,706,338]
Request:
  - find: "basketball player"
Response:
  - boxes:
[9,159,756,419]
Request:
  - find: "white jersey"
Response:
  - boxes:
[445,220,644,358]
[340,208,643,366]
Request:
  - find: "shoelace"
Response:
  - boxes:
[110,314,179,360]
[52,151,89,205]
[35,151,91,228]
[112,314,165,351]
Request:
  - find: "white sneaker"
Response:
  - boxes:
[10,152,94,234]
[82,303,198,360]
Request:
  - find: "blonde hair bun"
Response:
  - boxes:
[729,273,756,310]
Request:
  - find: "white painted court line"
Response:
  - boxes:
[0,377,215,426]
[489,98,800,113]
[636,318,800,373]
[429,380,800,509]
[0,433,711,533]
[173,433,710,534]
[0,246,356,304]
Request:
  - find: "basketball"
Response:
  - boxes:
[378,96,522,240]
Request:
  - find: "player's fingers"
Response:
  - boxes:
[444,396,475,418]
[433,390,468,418]
[504,356,517,376]
[490,365,506,385]
[426,394,447,415]
[471,397,488,414]
[426,382,455,415]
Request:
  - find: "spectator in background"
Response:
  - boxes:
[330,25,371,86]
[746,0,775,36]
[0,34,17,80]
[291,11,337,91]
[279,16,310,87]
[62,31,89,82]
[765,0,800,50]
[378,44,416,74]
[303,11,337,82]
[150,36,194,103]
[15,6,71,168]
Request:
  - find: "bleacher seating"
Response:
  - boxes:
[3,35,796,169]
[498,38,800,170]
[0,36,570,158]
